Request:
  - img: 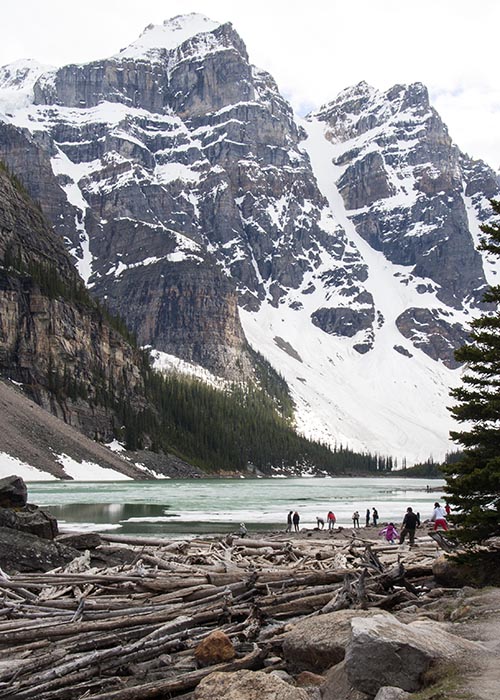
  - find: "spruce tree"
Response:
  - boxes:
[445,199,500,542]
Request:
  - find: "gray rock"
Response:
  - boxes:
[193,669,310,700]
[396,307,470,368]
[374,688,411,700]
[0,504,58,539]
[282,609,379,673]
[321,660,368,700]
[0,475,27,508]
[345,612,483,695]
[0,526,78,573]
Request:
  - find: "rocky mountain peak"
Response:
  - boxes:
[116,14,222,60]
[0,15,499,464]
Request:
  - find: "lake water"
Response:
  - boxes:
[28,477,446,538]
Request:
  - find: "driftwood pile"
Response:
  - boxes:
[0,529,448,699]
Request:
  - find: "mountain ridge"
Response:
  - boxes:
[0,13,499,465]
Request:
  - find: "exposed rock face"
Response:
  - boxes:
[1,15,499,462]
[0,503,58,539]
[313,80,497,310]
[0,156,145,442]
[282,609,379,674]
[0,526,78,573]
[395,308,470,368]
[0,16,366,381]
[345,613,483,695]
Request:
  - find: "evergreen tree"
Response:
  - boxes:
[445,199,500,542]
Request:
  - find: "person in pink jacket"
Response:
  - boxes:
[379,522,398,544]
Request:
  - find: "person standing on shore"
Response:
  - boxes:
[286,511,293,533]
[352,511,360,528]
[399,506,418,546]
[431,502,448,531]
[372,508,379,526]
[365,508,370,526]
[292,511,300,532]
[327,511,336,530]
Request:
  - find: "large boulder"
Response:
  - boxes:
[0,475,27,508]
[194,669,310,700]
[345,613,483,695]
[0,526,78,573]
[282,609,379,673]
[321,660,369,700]
[0,504,58,539]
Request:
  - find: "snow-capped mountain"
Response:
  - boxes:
[0,13,498,464]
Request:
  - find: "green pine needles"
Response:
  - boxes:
[445,199,500,543]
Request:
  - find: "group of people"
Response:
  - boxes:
[351,507,379,528]
[380,502,450,546]
[286,510,337,532]
[245,495,452,540]
[286,501,451,542]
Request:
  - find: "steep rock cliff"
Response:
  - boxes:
[0,162,144,441]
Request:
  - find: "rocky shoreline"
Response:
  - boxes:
[0,475,499,699]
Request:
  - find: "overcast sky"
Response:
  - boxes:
[3,0,499,169]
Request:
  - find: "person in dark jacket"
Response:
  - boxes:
[292,511,300,532]
[399,507,419,546]
[286,510,293,533]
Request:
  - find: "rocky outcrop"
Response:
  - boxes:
[345,613,483,695]
[282,609,379,674]
[395,307,470,368]
[0,526,78,573]
[314,81,496,311]
[0,16,367,378]
[0,503,58,539]
[0,474,27,507]
[0,162,148,440]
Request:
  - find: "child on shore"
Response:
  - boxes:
[379,522,398,544]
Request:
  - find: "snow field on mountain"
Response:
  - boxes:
[117,15,221,60]
[238,117,466,464]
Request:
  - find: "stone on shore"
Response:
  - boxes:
[194,669,310,700]
[0,526,78,573]
[345,612,484,695]
[0,475,27,508]
[0,504,58,539]
[282,609,379,673]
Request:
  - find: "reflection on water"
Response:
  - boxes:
[48,502,171,524]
